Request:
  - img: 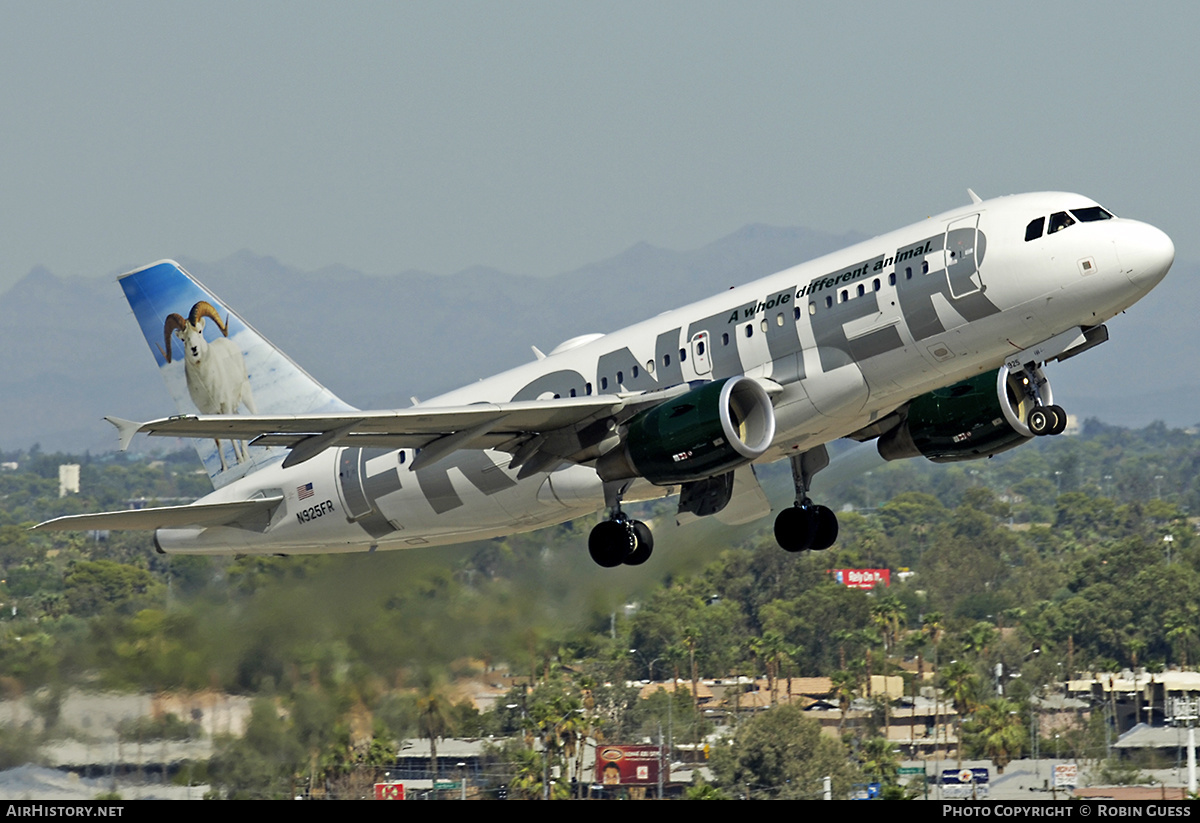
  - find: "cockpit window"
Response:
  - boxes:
[1048,211,1075,234]
[1025,217,1044,241]
[1070,206,1114,222]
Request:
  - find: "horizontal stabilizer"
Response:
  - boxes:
[32,496,283,532]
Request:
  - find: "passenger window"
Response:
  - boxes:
[664,353,671,367]
[794,307,802,320]
[922,261,929,275]
[888,273,896,286]
[825,296,833,309]
[839,289,848,303]
[631,365,639,378]
[722,332,730,346]
[1048,211,1075,234]
[646,360,655,374]
[617,371,624,384]
[856,284,865,297]
[873,278,881,291]
[570,388,577,397]
[586,382,593,395]
[905,267,912,280]
[760,318,768,332]
[745,324,753,338]
[697,341,705,356]
[601,377,608,390]
[1025,217,1045,241]
[679,348,687,362]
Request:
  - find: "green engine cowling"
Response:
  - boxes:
[877,364,1051,463]
[596,376,776,484]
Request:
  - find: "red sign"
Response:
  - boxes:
[830,568,890,589]
[595,745,666,786]
[374,782,405,800]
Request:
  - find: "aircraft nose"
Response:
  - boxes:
[1119,220,1175,290]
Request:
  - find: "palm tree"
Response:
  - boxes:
[871,596,905,660]
[922,612,944,753]
[940,661,979,768]
[965,698,1025,773]
[1166,605,1199,668]
[860,736,901,785]
[831,669,858,734]
[416,686,454,786]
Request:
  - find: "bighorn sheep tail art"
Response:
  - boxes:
[159,301,256,471]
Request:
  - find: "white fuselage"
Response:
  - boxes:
[157,192,1174,554]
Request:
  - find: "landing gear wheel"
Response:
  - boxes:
[624,521,654,566]
[588,519,635,568]
[775,505,816,552]
[810,505,839,551]
[1047,404,1068,435]
[1028,406,1054,436]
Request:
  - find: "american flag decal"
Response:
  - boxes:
[297,482,315,500]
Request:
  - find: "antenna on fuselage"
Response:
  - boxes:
[967,188,983,204]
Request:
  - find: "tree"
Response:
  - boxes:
[964,698,1026,773]
[209,699,303,799]
[710,704,860,799]
[416,684,455,785]
[940,660,980,768]
[859,736,901,785]
[63,560,162,617]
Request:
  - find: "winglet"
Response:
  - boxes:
[105,416,144,452]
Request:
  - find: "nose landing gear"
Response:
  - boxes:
[1028,403,1067,436]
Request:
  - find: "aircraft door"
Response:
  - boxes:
[336,447,374,521]
[945,214,983,298]
[689,331,712,375]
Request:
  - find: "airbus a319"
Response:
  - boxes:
[36,191,1175,568]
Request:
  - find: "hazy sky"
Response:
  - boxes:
[1,2,1195,292]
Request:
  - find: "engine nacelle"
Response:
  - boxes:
[877,365,1052,463]
[597,376,776,484]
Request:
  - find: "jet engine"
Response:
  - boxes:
[597,376,776,484]
[876,364,1054,463]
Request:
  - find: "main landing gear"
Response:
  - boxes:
[588,512,654,567]
[588,482,654,567]
[774,446,839,553]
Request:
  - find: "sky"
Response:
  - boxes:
[0,2,1196,291]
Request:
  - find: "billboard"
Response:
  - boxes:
[941,768,989,799]
[374,782,405,800]
[595,745,667,786]
[830,569,890,589]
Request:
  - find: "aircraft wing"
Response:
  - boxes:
[107,388,692,476]
[33,496,284,532]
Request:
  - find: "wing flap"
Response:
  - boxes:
[124,397,626,440]
[33,496,284,532]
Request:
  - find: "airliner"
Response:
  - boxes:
[35,191,1175,567]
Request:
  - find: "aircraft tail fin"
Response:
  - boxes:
[119,260,357,487]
